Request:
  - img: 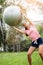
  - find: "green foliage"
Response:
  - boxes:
[36,25,43,38]
[39,26,43,38]
[0,0,5,5]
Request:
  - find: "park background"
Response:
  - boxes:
[0,0,43,65]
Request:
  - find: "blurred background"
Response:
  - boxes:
[0,0,43,52]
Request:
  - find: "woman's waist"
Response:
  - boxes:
[29,35,41,42]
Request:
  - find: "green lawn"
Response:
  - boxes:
[0,51,43,65]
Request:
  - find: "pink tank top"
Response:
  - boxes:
[24,24,40,41]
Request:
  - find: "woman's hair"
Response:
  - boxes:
[25,27,28,36]
[25,27,27,30]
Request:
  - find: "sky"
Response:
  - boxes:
[26,0,43,21]
[27,7,43,21]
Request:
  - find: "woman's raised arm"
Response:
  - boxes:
[13,26,25,34]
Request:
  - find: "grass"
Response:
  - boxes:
[0,51,43,65]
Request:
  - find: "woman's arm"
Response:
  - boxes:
[18,4,34,25]
[22,13,34,25]
[13,26,25,34]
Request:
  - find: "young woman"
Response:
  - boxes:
[13,15,43,65]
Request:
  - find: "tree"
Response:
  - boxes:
[0,18,7,51]
[0,0,5,5]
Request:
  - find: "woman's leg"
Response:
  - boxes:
[27,46,36,65]
[38,44,43,61]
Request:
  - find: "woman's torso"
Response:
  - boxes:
[25,24,40,41]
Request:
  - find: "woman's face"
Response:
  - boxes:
[23,22,30,29]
